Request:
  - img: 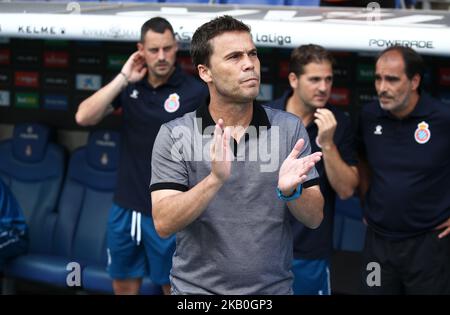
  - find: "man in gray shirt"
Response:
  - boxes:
[150,15,324,295]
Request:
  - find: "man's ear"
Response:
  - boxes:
[411,73,421,92]
[137,42,144,52]
[288,72,299,90]
[198,64,212,83]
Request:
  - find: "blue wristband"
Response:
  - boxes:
[276,184,303,202]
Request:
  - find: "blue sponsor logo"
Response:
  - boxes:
[43,94,68,110]
[76,74,102,91]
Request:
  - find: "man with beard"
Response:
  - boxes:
[76,17,208,295]
[358,46,450,294]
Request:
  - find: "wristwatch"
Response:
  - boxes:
[276,184,303,202]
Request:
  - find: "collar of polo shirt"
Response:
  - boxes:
[376,93,433,120]
[195,98,271,139]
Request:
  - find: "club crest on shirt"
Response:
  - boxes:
[164,93,180,113]
[414,121,431,144]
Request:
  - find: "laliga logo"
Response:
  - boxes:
[254,33,291,46]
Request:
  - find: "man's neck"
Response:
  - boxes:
[209,99,253,142]
[286,95,315,127]
[390,92,420,119]
[147,67,175,88]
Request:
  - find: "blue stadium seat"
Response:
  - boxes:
[2,128,160,294]
[219,0,285,5]
[0,123,64,255]
[285,0,320,6]
[335,195,363,221]
[53,130,160,294]
[37,130,116,292]
[0,123,66,290]
[4,255,73,287]
[333,196,366,252]
[4,130,120,290]
[52,131,120,263]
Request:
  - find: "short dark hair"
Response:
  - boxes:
[190,15,251,67]
[140,17,175,42]
[289,44,335,76]
[376,45,425,82]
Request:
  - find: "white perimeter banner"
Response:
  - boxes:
[0,2,450,55]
